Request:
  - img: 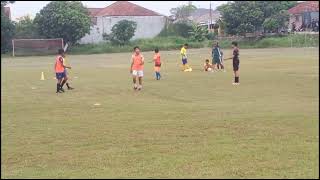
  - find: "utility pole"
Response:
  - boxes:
[210,1,212,30]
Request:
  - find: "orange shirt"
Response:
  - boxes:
[55,55,64,73]
[154,53,161,66]
[132,53,144,71]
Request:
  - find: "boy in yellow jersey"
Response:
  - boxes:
[180,43,191,71]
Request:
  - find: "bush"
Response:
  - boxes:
[159,21,193,38]
[103,20,137,45]
[68,34,318,55]
[69,36,206,54]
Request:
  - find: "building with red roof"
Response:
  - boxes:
[288,1,319,31]
[80,1,167,44]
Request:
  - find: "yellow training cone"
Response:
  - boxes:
[40,72,45,80]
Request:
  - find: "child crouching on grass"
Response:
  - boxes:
[203,59,213,72]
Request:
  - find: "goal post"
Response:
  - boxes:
[12,38,64,56]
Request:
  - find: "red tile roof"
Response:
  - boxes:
[87,8,103,17]
[95,1,162,17]
[288,1,319,14]
[4,7,11,19]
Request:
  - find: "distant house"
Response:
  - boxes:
[288,1,319,30]
[3,7,11,20]
[79,1,167,44]
[187,8,223,35]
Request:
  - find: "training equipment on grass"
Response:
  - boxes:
[12,38,64,56]
[184,68,192,72]
[40,72,45,80]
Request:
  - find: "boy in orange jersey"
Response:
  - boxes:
[153,48,161,80]
[130,46,144,90]
[54,49,71,93]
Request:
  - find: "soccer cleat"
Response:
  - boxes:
[68,87,74,90]
[60,88,65,92]
[232,82,240,85]
[137,85,142,90]
[133,84,138,90]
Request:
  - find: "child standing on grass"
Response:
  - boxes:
[180,43,190,71]
[212,41,225,72]
[225,41,240,85]
[54,49,71,93]
[153,48,161,80]
[130,46,144,90]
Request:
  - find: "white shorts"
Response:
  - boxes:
[132,70,143,77]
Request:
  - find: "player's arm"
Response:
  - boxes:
[130,55,134,73]
[61,57,71,69]
[140,55,144,65]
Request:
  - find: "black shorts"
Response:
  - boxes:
[233,59,239,71]
[155,63,161,67]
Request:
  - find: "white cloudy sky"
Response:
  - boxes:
[7,1,227,21]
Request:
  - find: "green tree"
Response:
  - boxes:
[218,1,264,35]
[170,4,197,21]
[1,1,15,53]
[15,15,41,38]
[263,10,289,32]
[103,20,137,45]
[218,1,296,35]
[189,24,208,42]
[256,1,297,19]
[34,1,90,44]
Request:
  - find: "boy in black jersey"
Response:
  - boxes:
[226,41,240,85]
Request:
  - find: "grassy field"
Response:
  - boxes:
[1,47,319,178]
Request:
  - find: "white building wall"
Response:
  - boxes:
[79,16,166,44]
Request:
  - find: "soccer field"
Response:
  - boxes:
[1,47,319,178]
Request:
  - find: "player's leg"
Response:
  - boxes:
[220,63,225,72]
[56,73,63,93]
[56,77,61,93]
[132,70,138,90]
[138,71,143,90]
[154,66,159,80]
[232,61,239,85]
[158,67,161,80]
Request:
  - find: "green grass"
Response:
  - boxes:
[1,47,319,178]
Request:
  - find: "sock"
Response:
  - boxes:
[158,72,161,79]
[56,83,60,92]
[155,72,158,79]
[66,83,70,88]
[235,77,239,83]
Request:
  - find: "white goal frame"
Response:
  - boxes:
[12,38,64,56]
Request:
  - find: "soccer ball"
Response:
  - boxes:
[207,68,212,72]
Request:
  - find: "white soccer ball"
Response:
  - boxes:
[207,68,212,72]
